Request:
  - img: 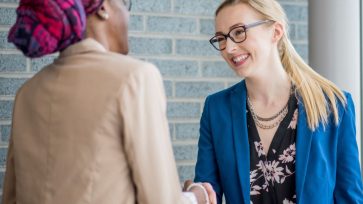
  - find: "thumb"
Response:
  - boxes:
[183,180,193,191]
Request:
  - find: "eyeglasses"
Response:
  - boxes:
[122,0,132,11]
[209,20,273,51]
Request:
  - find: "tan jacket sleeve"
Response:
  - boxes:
[119,63,190,204]
[2,134,16,204]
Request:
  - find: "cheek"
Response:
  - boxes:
[221,51,230,63]
[111,14,128,38]
[119,15,127,27]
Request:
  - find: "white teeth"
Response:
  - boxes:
[232,55,248,63]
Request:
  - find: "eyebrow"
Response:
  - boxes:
[214,23,245,35]
[229,23,244,29]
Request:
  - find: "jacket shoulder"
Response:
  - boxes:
[338,91,355,119]
[332,91,353,116]
[206,81,243,103]
[99,52,159,76]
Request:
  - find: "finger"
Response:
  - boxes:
[202,183,217,204]
[183,180,193,191]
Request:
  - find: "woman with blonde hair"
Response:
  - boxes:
[194,0,363,203]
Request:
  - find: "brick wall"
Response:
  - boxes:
[0,0,308,197]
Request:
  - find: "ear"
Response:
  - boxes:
[271,22,284,43]
[96,2,110,20]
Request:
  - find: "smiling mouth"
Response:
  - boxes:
[231,54,250,65]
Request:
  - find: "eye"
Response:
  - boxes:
[211,36,226,43]
[231,27,245,37]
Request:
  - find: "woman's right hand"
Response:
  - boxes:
[183,180,217,204]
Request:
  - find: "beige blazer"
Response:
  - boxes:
[2,39,190,204]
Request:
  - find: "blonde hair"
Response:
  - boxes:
[216,0,346,130]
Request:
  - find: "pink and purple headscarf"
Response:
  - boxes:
[8,0,104,58]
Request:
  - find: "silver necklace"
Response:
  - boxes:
[247,95,290,129]
[255,103,288,121]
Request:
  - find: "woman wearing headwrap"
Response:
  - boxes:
[2,0,216,203]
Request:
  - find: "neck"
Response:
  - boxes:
[85,15,111,51]
[86,29,110,51]
[245,59,291,106]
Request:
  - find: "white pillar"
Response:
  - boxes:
[309,0,361,161]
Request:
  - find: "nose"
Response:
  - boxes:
[225,37,237,53]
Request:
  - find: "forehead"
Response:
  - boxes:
[215,3,263,33]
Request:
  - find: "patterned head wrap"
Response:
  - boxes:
[8,0,104,58]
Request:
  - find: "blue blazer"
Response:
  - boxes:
[195,80,363,204]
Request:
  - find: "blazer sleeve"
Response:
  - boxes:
[334,93,363,203]
[119,64,190,204]
[2,133,16,204]
[195,96,223,204]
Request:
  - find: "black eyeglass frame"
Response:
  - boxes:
[209,19,273,51]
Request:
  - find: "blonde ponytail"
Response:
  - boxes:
[280,36,346,130]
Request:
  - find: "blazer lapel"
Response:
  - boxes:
[229,83,313,203]
[295,99,313,203]
[230,81,250,204]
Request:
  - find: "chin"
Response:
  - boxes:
[121,49,129,55]
[235,70,249,78]
[118,44,129,55]
[229,64,249,78]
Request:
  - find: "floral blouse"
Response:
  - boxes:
[247,95,298,204]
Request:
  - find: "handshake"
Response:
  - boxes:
[183,180,217,204]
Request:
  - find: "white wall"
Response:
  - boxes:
[309,0,362,161]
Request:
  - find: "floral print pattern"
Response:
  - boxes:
[288,109,298,129]
[279,144,296,163]
[247,94,298,204]
[250,143,296,195]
